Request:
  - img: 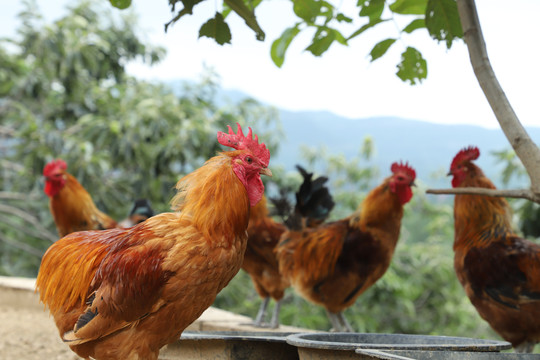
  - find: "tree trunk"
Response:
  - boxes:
[456,0,540,198]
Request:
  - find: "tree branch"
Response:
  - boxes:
[426,187,540,202]
[0,191,40,201]
[0,215,56,244]
[0,204,58,243]
[0,234,44,258]
[456,0,540,197]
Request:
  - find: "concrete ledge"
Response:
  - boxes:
[0,275,307,333]
[0,276,36,291]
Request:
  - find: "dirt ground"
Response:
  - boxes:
[0,287,79,360]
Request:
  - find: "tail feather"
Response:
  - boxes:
[284,165,335,230]
[268,188,293,223]
[128,199,154,219]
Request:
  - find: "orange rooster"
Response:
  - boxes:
[449,146,540,353]
[276,162,416,332]
[43,159,117,237]
[36,124,271,360]
[242,165,334,328]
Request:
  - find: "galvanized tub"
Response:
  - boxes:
[160,331,299,360]
[286,333,512,360]
[356,349,540,360]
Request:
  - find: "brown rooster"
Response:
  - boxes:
[449,146,540,353]
[43,159,117,237]
[242,165,334,328]
[276,162,416,332]
[243,194,288,328]
[36,124,271,360]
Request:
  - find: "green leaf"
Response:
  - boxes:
[369,38,396,61]
[198,13,232,45]
[347,18,386,41]
[271,25,301,68]
[396,46,427,85]
[165,0,205,32]
[306,28,346,56]
[389,0,428,15]
[425,0,463,48]
[293,0,322,23]
[359,0,385,22]
[402,18,426,33]
[109,0,131,9]
[223,0,263,17]
[223,0,265,41]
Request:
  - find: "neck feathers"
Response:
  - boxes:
[454,168,513,249]
[171,153,250,241]
[249,195,269,223]
[354,178,404,241]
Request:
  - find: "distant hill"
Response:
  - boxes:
[276,110,540,188]
[168,80,540,189]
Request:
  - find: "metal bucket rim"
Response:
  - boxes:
[286,332,512,351]
[181,330,297,343]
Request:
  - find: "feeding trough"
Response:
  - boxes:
[286,332,512,360]
[160,331,299,360]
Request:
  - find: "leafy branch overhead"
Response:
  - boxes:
[110,0,463,85]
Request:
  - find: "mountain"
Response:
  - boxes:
[168,80,539,189]
[275,110,540,188]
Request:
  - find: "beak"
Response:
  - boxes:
[260,167,272,177]
[447,171,453,176]
[411,181,417,187]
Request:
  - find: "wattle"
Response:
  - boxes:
[44,180,63,197]
[397,186,413,205]
[247,176,264,207]
[232,163,264,207]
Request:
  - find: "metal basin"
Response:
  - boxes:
[160,331,299,360]
[356,349,540,360]
[286,333,512,360]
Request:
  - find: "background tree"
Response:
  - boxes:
[0,0,281,276]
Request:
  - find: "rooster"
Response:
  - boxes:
[242,165,334,328]
[43,159,118,237]
[276,162,416,332]
[449,146,540,353]
[36,124,271,360]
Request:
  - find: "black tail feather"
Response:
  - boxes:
[128,199,154,218]
[269,188,294,223]
[284,165,335,230]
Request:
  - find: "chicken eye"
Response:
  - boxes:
[245,156,253,164]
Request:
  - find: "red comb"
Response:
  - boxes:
[217,123,270,167]
[391,161,416,180]
[451,146,480,170]
[43,159,67,177]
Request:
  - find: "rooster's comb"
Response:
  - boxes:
[451,146,480,170]
[391,161,416,180]
[43,159,67,177]
[217,123,270,166]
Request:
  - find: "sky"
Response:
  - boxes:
[1,0,539,130]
